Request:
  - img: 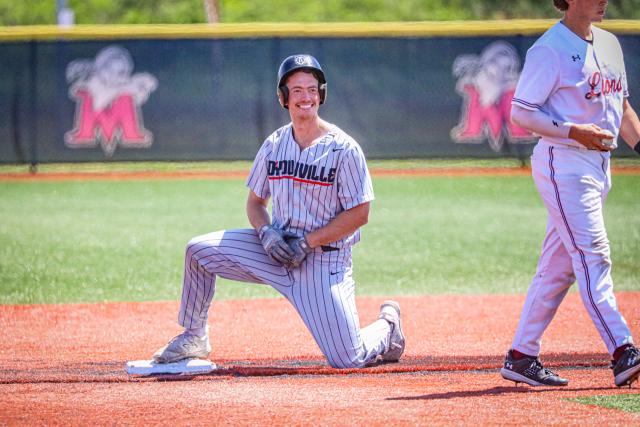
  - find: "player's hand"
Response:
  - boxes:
[569,124,615,151]
[258,225,294,265]
[284,235,313,269]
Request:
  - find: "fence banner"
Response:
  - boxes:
[2,28,638,163]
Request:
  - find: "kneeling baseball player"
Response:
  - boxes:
[151,54,405,369]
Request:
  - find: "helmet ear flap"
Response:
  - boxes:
[319,82,327,105]
[278,84,290,109]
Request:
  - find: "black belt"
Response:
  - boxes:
[321,245,339,252]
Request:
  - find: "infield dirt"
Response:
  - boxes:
[1,293,639,425]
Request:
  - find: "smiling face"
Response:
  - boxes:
[282,70,321,120]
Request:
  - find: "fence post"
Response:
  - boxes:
[28,40,38,173]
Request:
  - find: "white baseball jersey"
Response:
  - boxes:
[512,22,628,149]
[176,123,391,368]
[510,22,634,357]
[246,123,374,248]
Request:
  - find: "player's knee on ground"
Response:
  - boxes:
[327,359,365,369]
[325,350,368,369]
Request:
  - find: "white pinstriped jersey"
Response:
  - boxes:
[246,123,374,248]
[512,22,628,149]
[177,121,392,368]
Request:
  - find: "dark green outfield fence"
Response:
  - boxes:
[2,21,639,164]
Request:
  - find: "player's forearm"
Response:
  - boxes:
[619,100,640,153]
[246,192,271,231]
[305,202,370,248]
[511,105,572,139]
[512,105,614,151]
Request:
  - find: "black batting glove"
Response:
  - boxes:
[284,235,313,269]
[258,225,294,265]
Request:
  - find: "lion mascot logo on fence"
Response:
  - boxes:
[65,45,158,156]
[451,41,533,152]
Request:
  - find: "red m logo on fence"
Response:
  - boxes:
[65,90,152,156]
[64,45,157,156]
[451,85,531,151]
[450,41,534,152]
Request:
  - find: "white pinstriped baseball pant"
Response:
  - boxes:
[177,228,391,368]
[512,141,634,356]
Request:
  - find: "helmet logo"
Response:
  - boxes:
[294,55,312,66]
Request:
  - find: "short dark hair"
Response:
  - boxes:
[553,0,569,11]
[283,69,321,87]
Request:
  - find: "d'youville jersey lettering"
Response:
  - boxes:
[267,160,337,186]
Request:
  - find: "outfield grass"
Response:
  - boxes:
[0,173,638,304]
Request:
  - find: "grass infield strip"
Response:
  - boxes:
[573,394,640,414]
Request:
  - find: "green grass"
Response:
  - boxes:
[0,174,638,304]
[573,394,640,414]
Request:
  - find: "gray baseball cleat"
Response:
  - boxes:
[500,350,568,387]
[153,328,211,364]
[612,345,640,387]
[378,300,405,362]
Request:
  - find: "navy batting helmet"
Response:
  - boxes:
[277,54,327,109]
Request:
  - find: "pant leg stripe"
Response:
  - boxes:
[548,146,616,346]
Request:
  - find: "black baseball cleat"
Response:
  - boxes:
[612,345,640,388]
[500,350,569,387]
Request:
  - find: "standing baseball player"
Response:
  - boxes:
[500,0,640,387]
[152,54,405,369]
